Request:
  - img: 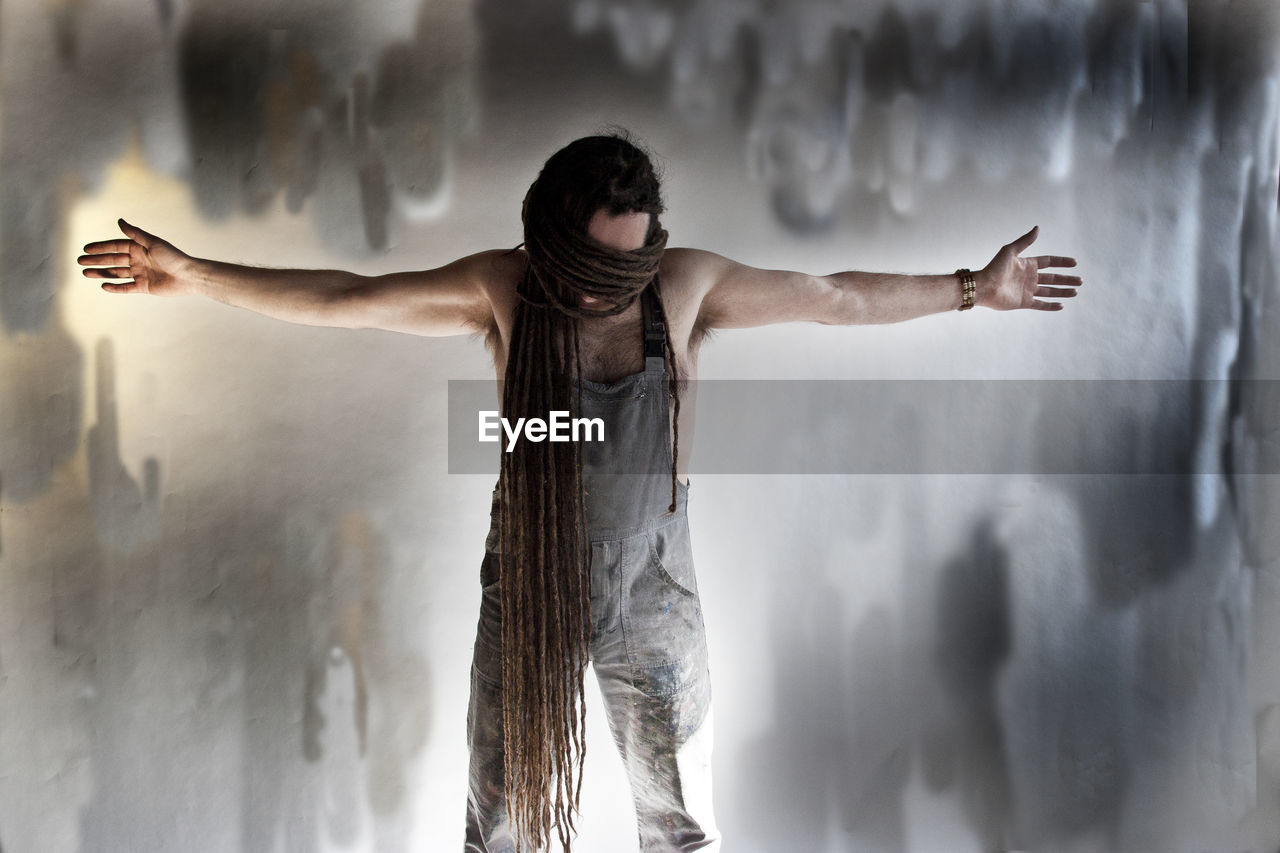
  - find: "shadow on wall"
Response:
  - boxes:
[924,521,1013,852]
[988,481,1137,852]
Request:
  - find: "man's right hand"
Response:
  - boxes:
[79,219,194,296]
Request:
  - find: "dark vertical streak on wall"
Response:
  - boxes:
[927,521,1013,851]
[178,17,275,221]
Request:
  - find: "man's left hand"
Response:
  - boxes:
[978,226,1081,311]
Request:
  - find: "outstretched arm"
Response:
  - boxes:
[79,219,498,337]
[689,226,1080,331]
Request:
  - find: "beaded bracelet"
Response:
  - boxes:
[955,268,976,311]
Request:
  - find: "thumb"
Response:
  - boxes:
[118,218,155,248]
[1010,225,1039,254]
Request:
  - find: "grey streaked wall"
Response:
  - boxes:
[1,1,1278,851]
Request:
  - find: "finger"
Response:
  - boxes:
[83,239,133,254]
[78,252,130,266]
[1034,255,1076,269]
[1034,286,1077,298]
[82,266,133,280]
[1030,300,1064,311]
[118,218,155,248]
[1009,225,1039,253]
[100,282,138,294]
[1037,273,1082,286]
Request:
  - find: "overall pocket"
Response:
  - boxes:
[650,518,699,599]
[622,517,706,669]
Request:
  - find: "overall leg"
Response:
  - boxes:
[464,550,524,852]
[466,515,595,852]
[591,519,720,852]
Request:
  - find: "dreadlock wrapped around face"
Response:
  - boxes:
[496,135,680,852]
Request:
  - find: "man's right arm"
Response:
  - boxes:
[80,219,503,338]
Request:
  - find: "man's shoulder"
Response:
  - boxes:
[469,247,527,289]
[464,248,527,320]
[660,246,716,275]
[656,248,723,342]
[659,247,722,297]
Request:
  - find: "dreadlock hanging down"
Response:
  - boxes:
[495,134,681,852]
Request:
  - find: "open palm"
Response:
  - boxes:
[979,226,1080,311]
[79,219,192,296]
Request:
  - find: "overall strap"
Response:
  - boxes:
[641,280,666,362]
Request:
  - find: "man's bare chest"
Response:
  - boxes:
[574,309,645,384]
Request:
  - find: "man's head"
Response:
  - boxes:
[522,133,667,315]
[525,133,664,236]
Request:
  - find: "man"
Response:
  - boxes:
[79,133,1079,852]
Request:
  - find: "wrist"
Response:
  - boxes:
[954,268,977,311]
[179,256,214,297]
[972,268,993,308]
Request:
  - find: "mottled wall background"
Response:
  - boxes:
[1,0,1278,851]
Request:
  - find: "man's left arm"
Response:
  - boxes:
[688,226,1080,331]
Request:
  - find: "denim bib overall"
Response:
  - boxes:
[464,285,720,851]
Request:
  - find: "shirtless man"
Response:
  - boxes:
[79,134,1078,852]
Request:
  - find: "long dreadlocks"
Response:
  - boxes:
[495,134,682,851]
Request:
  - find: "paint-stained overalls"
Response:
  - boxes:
[464,286,720,851]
